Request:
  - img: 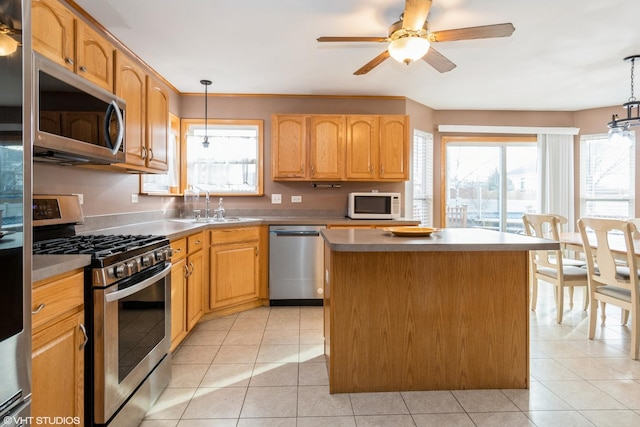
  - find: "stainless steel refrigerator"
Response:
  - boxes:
[0,0,31,424]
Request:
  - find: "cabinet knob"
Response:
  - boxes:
[65,57,74,65]
[79,65,87,73]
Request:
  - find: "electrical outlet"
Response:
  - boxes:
[73,193,83,205]
[291,195,302,203]
[271,194,282,204]
[131,194,139,204]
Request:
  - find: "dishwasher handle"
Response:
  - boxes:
[272,230,321,237]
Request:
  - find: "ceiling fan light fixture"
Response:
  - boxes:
[0,31,18,56]
[388,36,430,65]
[607,55,640,141]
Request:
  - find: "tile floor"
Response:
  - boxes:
[141,284,640,426]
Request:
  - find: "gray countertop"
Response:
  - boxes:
[321,227,560,252]
[32,217,420,282]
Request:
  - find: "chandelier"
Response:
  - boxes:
[201,79,212,148]
[608,55,640,141]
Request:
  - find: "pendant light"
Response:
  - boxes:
[201,79,212,148]
[607,55,640,142]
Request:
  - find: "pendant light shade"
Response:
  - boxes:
[607,55,640,143]
[201,79,212,148]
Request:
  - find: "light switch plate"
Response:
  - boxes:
[271,194,282,204]
[131,194,139,203]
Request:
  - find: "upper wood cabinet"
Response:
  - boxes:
[33,0,114,92]
[146,76,170,171]
[272,115,307,179]
[272,114,409,182]
[115,53,146,168]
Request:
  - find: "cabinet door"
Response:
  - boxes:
[378,115,409,180]
[308,115,344,180]
[32,0,75,71]
[271,115,307,179]
[186,249,204,330]
[75,21,114,92]
[210,242,259,309]
[170,258,187,349]
[345,115,378,180]
[146,76,169,171]
[115,53,146,167]
[32,310,85,426]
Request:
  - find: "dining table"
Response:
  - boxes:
[560,231,640,259]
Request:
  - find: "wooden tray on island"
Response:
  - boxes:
[384,226,440,237]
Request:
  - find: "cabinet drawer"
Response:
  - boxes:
[188,231,205,253]
[211,227,260,245]
[32,270,84,330]
[171,238,187,261]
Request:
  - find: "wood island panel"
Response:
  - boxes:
[324,248,529,393]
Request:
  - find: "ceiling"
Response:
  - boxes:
[73,0,640,111]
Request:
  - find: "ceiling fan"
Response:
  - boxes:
[317,0,515,75]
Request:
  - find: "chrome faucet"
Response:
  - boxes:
[194,186,210,218]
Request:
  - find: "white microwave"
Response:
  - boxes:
[347,192,401,219]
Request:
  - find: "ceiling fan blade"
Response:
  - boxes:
[402,0,432,32]
[428,23,515,42]
[354,50,391,75]
[422,47,456,73]
[317,36,387,43]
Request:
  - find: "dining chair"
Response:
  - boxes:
[577,217,640,360]
[522,213,589,323]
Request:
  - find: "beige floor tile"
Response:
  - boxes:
[501,382,573,411]
[297,386,353,417]
[236,306,272,319]
[533,340,591,358]
[200,363,253,388]
[145,387,196,420]
[181,329,228,346]
[177,420,237,427]
[412,413,475,427]
[299,344,325,362]
[299,329,323,345]
[212,345,260,364]
[182,387,247,419]
[299,317,323,330]
[349,392,408,415]
[354,415,416,426]
[171,345,219,365]
[541,380,627,410]
[400,390,464,414]
[590,379,640,409]
[237,418,296,427]
[597,358,640,380]
[295,416,356,427]
[240,386,298,418]
[231,317,268,331]
[250,363,299,386]
[256,344,299,363]
[526,410,595,427]
[139,421,179,427]
[467,411,535,426]
[266,316,300,330]
[530,358,583,381]
[298,362,329,386]
[268,306,301,318]
[167,364,209,388]
[262,329,300,345]
[195,315,236,331]
[451,390,519,412]
[223,330,264,345]
[579,409,640,426]
[556,358,629,380]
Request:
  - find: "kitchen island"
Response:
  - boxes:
[321,227,559,393]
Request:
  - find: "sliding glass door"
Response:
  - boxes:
[444,138,537,233]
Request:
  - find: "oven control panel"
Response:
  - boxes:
[93,246,173,287]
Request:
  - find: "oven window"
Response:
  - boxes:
[118,278,166,382]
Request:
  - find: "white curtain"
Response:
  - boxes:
[537,134,575,230]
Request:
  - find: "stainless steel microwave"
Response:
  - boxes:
[33,53,125,165]
[347,192,401,219]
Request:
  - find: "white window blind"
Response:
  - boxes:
[411,130,433,225]
[579,133,635,219]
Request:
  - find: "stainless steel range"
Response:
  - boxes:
[33,195,171,427]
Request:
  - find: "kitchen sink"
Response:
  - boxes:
[169,217,260,224]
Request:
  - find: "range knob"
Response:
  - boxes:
[141,254,154,267]
[115,263,127,278]
[128,260,139,275]
[156,250,166,262]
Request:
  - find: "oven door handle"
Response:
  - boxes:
[105,263,172,303]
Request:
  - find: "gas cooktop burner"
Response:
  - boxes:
[33,234,167,258]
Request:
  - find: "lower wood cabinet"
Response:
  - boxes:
[170,231,206,351]
[31,269,86,427]
[209,227,261,312]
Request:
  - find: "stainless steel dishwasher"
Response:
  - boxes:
[269,225,326,305]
